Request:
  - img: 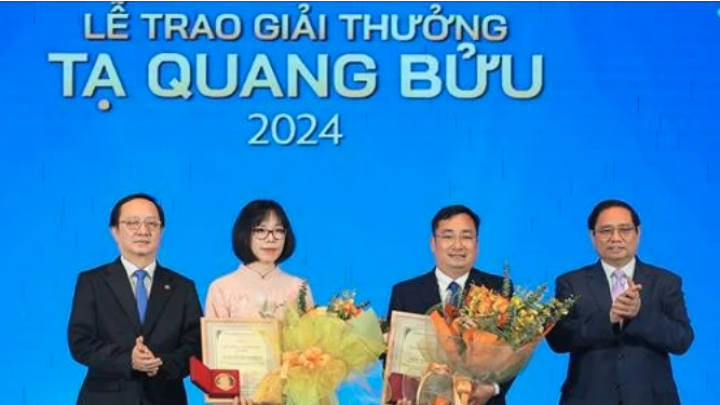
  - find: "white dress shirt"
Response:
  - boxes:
[435,267,471,304]
[121,256,157,298]
[601,257,636,293]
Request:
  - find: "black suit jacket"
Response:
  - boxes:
[545,258,694,405]
[387,268,515,405]
[68,258,203,405]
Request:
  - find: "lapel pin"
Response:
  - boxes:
[164,284,171,290]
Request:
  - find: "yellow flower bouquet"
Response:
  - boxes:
[254,284,386,405]
[416,263,577,405]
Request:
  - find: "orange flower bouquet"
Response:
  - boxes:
[416,263,577,405]
[253,285,386,405]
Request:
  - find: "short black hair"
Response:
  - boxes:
[431,205,481,235]
[109,193,165,228]
[232,200,296,264]
[587,199,641,231]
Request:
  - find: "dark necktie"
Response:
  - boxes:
[447,281,461,307]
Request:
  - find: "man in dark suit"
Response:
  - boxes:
[387,204,514,405]
[546,199,694,405]
[68,193,203,405]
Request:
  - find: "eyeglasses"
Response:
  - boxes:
[594,226,636,241]
[119,218,163,232]
[435,233,477,245]
[252,227,287,241]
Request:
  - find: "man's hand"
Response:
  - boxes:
[132,336,163,376]
[610,309,624,324]
[395,381,496,405]
[467,382,496,405]
[611,279,642,321]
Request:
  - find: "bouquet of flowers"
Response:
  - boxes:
[415,263,577,405]
[254,283,386,405]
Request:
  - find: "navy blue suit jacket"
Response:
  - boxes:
[387,268,515,405]
[68,258,203,405]
[545,258,694,405]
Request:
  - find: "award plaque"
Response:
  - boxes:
[199,318,282,404]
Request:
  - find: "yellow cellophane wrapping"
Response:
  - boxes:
[254,306,386,405]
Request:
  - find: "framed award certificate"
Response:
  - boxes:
[381,311,437,405]
[201,318,282,404]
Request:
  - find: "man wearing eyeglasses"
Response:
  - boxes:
[68,193,203,405]
[546,199,694,405]
[386,204,515,405]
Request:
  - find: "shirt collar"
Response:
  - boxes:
[435,267,471,291]
[240,264,284,281]
[121,256,157,280]
[601,257,636,280]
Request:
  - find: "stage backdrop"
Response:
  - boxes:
[1,1,718,404]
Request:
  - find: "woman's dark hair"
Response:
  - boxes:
[232,200,296,264]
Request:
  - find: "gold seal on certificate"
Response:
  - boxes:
[382,311,437,405]
[201,318,282,404]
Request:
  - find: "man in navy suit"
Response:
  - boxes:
[387,205,514,405]
[68,193,203,405]
[546,199,694,405]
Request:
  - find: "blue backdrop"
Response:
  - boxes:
[1,1,718,404]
